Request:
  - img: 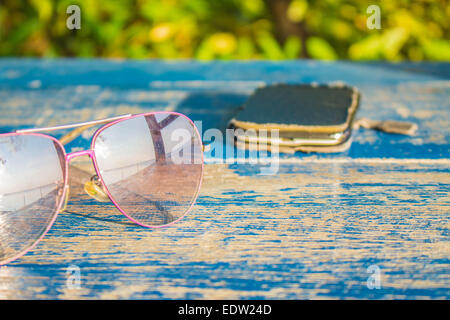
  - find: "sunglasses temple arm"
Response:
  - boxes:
[16,114,133,145]
[56,115,210,152]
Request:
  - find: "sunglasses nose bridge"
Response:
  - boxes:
[66,149,110,202]
[66,149,94,162]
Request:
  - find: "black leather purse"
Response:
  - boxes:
[229,83,416,153]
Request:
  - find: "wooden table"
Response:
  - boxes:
[0,60,448,299]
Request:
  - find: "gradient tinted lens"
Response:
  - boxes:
[0,135,66,264]
[93,113,203,227]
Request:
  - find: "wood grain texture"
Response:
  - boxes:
[0,60,448,299]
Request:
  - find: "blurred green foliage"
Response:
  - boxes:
[0,0,449,61]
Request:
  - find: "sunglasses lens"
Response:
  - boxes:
[0,135,66,264]
[93,113,203,227]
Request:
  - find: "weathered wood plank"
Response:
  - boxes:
[0,162,448,299]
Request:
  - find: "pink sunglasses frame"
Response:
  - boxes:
[0,112,204,265]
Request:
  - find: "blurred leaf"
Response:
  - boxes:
[29,0,53,23]
[241,0,264,16]
[195,39,214,60]
[256,32,285,60]
[149,23,174,43]
[9,18,38,47]
[349,35,383,60]
[209,32,237,55]
[284,36,301,59]
[237,36,256,59]
[422,39,450,61]
[306,37,337,60]
[382,28,409,60]
[331,20,353,40]
[287,0,308,23]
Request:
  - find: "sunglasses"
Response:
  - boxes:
[0,112,204,265]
